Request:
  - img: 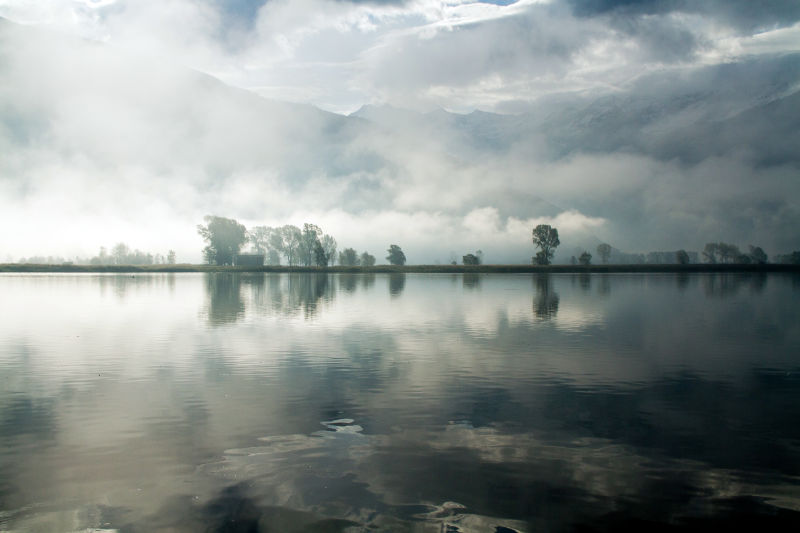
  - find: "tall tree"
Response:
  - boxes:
[703,243,719,264]
[167,250,176,264]
[248,226,272,255]
[112,242,129,265]
[299,223,322,267]
[313,240,329,267]
[596,243,612,264]
[197,215,247,265]
[579,251,592,265]
[280,225,302,266]
[386,245,406,266]
[321,234,337,266]
[532,225,560,265]
[675,250,690,265]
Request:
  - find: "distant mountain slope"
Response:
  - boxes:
[351,54,800,167]
[1,17,798,260]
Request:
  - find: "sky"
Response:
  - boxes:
[1,0,799,263]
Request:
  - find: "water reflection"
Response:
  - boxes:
[96,272,176,300]
[339,273,359,293]
[2,273,799,531]
[533,274,559,319]
[205,273,244,324]
[598,274,611,296]
[388,273,406,297]
[462,273,481,290]
[702,272,768,298]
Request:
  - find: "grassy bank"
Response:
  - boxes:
[2,263,799,274]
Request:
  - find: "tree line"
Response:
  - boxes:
[531,224,797,265]
[88,244,177,266]
[197,215,407,267]
[15,245,177,266]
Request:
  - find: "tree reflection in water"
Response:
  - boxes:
[702,272,768,298]
[205,273,244,325]
[533,274,559,319]
[462,273,481,290]
[389,273,406,297]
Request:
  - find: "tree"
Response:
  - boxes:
[167,250,177,264]
[197,215,247,265]
[280,225,302,266]
[703,243,719,264]
[675,249,690,265]
[748,245,768,264]
[321,234,337,266]
[339,248,360,266]
[248,225,272,255]
[779,251,800,264]
[531,225,559,265]
[579,251,592,265]
[462,253,481,265]
[386,245,406,265]
[360,252,376,267]
[299,223,322,266]
[717,242,741,264]
[313,240,329,267]
[596,243,612,264]
[112,242,129,265]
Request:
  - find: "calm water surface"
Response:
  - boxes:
[1,272,799,531]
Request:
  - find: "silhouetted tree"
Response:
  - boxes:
[532,225,559,265]
[703,243,719,264]
[321,234,337,266]
[313,240,329,267]
[360,252,376,267]
[280,225,302,266]
[462,253,481,265]
[112,242,130,265]
[167,250,176,264]
[248,226,272,255]
[386,245,406,265]
[339,248,360,266]
[749,245,768,264]
[718,242,741,264]
[197,215,247,265]
[675,249,690,265]
[596,243,612,264]
[299,223,322,267]
[775,251,800,264]
[579,251,592,265]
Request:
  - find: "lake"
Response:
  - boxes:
[1,272,799,531]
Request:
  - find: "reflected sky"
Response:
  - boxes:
[1,273,799,531]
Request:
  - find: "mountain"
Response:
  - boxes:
[1,17,798,261]
[350,54,800,168]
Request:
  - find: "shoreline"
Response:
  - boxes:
[2,263,798,274]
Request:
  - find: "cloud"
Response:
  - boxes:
[1,4,799,262]
[2,0,799,114]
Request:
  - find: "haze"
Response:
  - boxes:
[1,0,799,264]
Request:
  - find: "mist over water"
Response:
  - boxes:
[1,272,799,531]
